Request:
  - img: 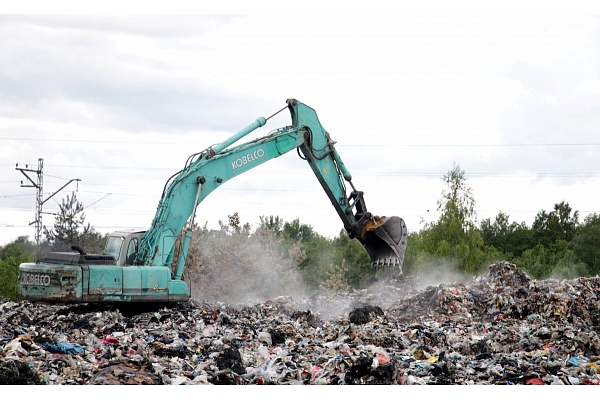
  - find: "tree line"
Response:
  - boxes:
[1,164,599,301]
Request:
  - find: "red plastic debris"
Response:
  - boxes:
[311,366,323,379]
[526,377,545,385]
[101,335,119,345]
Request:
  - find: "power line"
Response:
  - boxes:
[81,193,111,211]
[3,163,600,177]
[2,176,599,206]
[0,194,32,198]
[44,173,75,180]
[2,136,600,147]
[343,143,600,147]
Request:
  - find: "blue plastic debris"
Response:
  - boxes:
[567,355,586,367]
[40,341,85,355]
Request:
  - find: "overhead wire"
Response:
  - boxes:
[2,136,600,147]
[2,163,599,177]
[3,128,600,236]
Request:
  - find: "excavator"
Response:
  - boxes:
[17,99,407,304]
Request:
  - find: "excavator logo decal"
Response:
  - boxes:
[231,149,265,170]
[21,273,51,286]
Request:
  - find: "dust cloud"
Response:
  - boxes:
[410,258,476,290]
[184,225,310,305]
[184,225,498,317]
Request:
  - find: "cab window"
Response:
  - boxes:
[105,236,124,260]
[126,238,138,265]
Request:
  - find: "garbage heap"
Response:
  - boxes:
[1,261,599,385]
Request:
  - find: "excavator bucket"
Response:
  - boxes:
[359,216,408,271]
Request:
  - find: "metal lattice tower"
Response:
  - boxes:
[34,158,43,254]
[16,158,80,259]
[16,159,43,258]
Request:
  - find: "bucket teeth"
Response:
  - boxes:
[371,258,402,269]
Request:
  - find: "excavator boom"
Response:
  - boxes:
[17,99,407,304]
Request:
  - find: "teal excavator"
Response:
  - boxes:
[17,99,408,303]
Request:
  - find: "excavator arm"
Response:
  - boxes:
[290,100,407,268]
[16,98,407,304]
[137,99,407,274]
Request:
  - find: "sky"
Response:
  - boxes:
[1,9,600,248]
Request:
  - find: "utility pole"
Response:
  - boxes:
[16,158,80,259]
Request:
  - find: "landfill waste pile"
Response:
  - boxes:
[1,261,600,385]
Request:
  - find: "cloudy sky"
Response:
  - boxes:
[1,12,600,247]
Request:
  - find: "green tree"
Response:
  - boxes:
[420,163,484,274]
[402,231,425,275]
[282,218,316,242]
[319,259,350,294]
[532,201,579,247]
[552,249,589,279]
[513,201,582,279]
[507,221,536,258]
[297,233,334,290]
[259,215,284,236]
[515,243,552,279]
[43,191,106,253]
[571,213,600,275]
[0,236,36,260]
[0,239,33,300]
[80,231,109,254]
[480,212,534,259]
[275,217,332,291]
[480,212,510,253]
[331,229,373,287]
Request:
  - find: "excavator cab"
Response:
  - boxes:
[104,230,146,266]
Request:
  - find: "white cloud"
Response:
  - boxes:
[1,15,600,247]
